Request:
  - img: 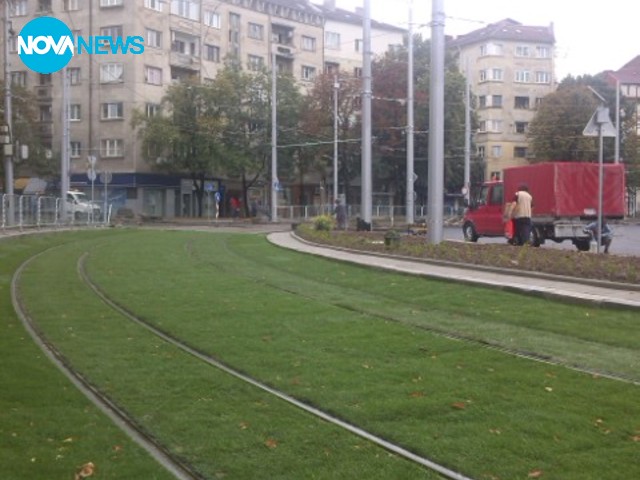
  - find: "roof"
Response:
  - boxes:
[448,18,555,48]
[608,55,640,84]
[317,4,406,33]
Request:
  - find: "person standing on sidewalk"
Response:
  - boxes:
[507,184,533,246]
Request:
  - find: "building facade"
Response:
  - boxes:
[450,19,556,180]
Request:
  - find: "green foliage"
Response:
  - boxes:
[313,214,335,231]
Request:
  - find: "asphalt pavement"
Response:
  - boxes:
[267,231,640,309]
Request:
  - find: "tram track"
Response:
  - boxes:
[75,250,475,480]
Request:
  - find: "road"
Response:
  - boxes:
[444,223,640,256]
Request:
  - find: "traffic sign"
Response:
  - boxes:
[87,168,97,181]
[583,107,617,137]
[99,171,113,184]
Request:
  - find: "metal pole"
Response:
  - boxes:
[615,77,620,164]
[464,61,471,204]
[333,75,339,203]
[597,121,604,254]
[360,0,372,228]
[271,50,278,222]
[405,0,415,225]
[61,67,70,222]
[427,0,445,244]
[3,1,14,224]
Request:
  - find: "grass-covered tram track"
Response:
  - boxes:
[7,229,640,479]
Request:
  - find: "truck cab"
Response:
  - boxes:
[463,181,505,242]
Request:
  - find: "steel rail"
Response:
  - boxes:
[78,253,475,480]
[11,248,206,480]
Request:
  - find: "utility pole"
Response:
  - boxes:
[3,0,14,223]
[464,61,471,205]
[271,50,278,222]
[360,0,372,229]
[333,75,339,204]
[405,0,415,225]
[427,0,445,244]
[61,67,70,222]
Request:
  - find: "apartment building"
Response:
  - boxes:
[449,19,556,180]
[606,55,640,135]
[5,0,327,217]
[317,0,404,77]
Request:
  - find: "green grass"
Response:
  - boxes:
[4,229,640,479]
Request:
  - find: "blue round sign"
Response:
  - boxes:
[18,17,74,74]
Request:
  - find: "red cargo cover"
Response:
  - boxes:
[504,162,625,218]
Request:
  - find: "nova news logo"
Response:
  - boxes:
[18,17,144,74]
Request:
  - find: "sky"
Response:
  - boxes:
[318,0,639,79]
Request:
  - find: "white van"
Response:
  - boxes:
[66,191,101,220]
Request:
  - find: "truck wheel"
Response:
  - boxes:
[573,239,591,252]
[463,222,479,242]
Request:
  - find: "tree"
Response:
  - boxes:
[299,72,362,205]
[133,80,224,216]
[0,83,48,181]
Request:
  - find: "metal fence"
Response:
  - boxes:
[1,194,110,231]
[274,204,464,222]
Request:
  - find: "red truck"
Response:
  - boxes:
[462,162,626,251]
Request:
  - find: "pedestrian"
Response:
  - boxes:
[230,196,240,218]
[584,221,613,253]
[507,184,533,246]
[334,199,347,230]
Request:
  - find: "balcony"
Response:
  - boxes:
[169,51,201,71]
[34,85,53,101]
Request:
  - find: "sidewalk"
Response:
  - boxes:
[267,231,640,309]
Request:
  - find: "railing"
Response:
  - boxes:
[274,204,465,223]
[1,194,110,232]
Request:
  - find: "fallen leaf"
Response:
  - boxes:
[544,387,553,392]
[239,422,249,430]
[528,469,543,478]
[451,402,466,410]
[264,438,278,449]
[112,445,122,452]
[409,391,425,398]
[489,428,501,435]
[74,462,95,480]
[631,435,640,442]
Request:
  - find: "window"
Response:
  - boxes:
[10,0,28,16]
[355,39,363,52]
[490,171,501,181]
[146,103,160,117]
[37,0,52,12]
[172,32,199,56]
[515,70,531,83]
[39,105,52,122]
[144,0,163,11]
[324,62,339,75]
[478,95,486,108]
[8,35,17,53]
[39,74,52,85]
[514,96,530,109]
[69,104,81,121]
[248,23,263,40]
[535,71,551,84]
[147,29,162,48]
[100,0,123,7]
[535,97,544,109]
[491,95,502,107]
[204,44,220,62]
[491,145,502,158]
[101,102,123,120]
[536,46,550,58]
[325,31,340,49]
[67,67,81,85]
[247,55,264,71]
[204,10,221,28]
[354,67,362,78]
[515,45,530,57]
[63,0,79,11]
[100,63,123,83]
[302,36,316,52]
[514,147,528,158]
[101,139,123,157]
[480,120,502,133]
[145,66,162,85]
[10,71,27,87]
[480,68,503,82]
[515,122,529,134]
[477,146,485,158]
[480,42,503,56]
[100,25,123,39]
[70,141,82,158]
[301,65,316,81]
[171,0,199,20]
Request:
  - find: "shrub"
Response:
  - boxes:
[314,214,335,231]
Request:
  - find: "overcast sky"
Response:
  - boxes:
[316,0,639,79]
